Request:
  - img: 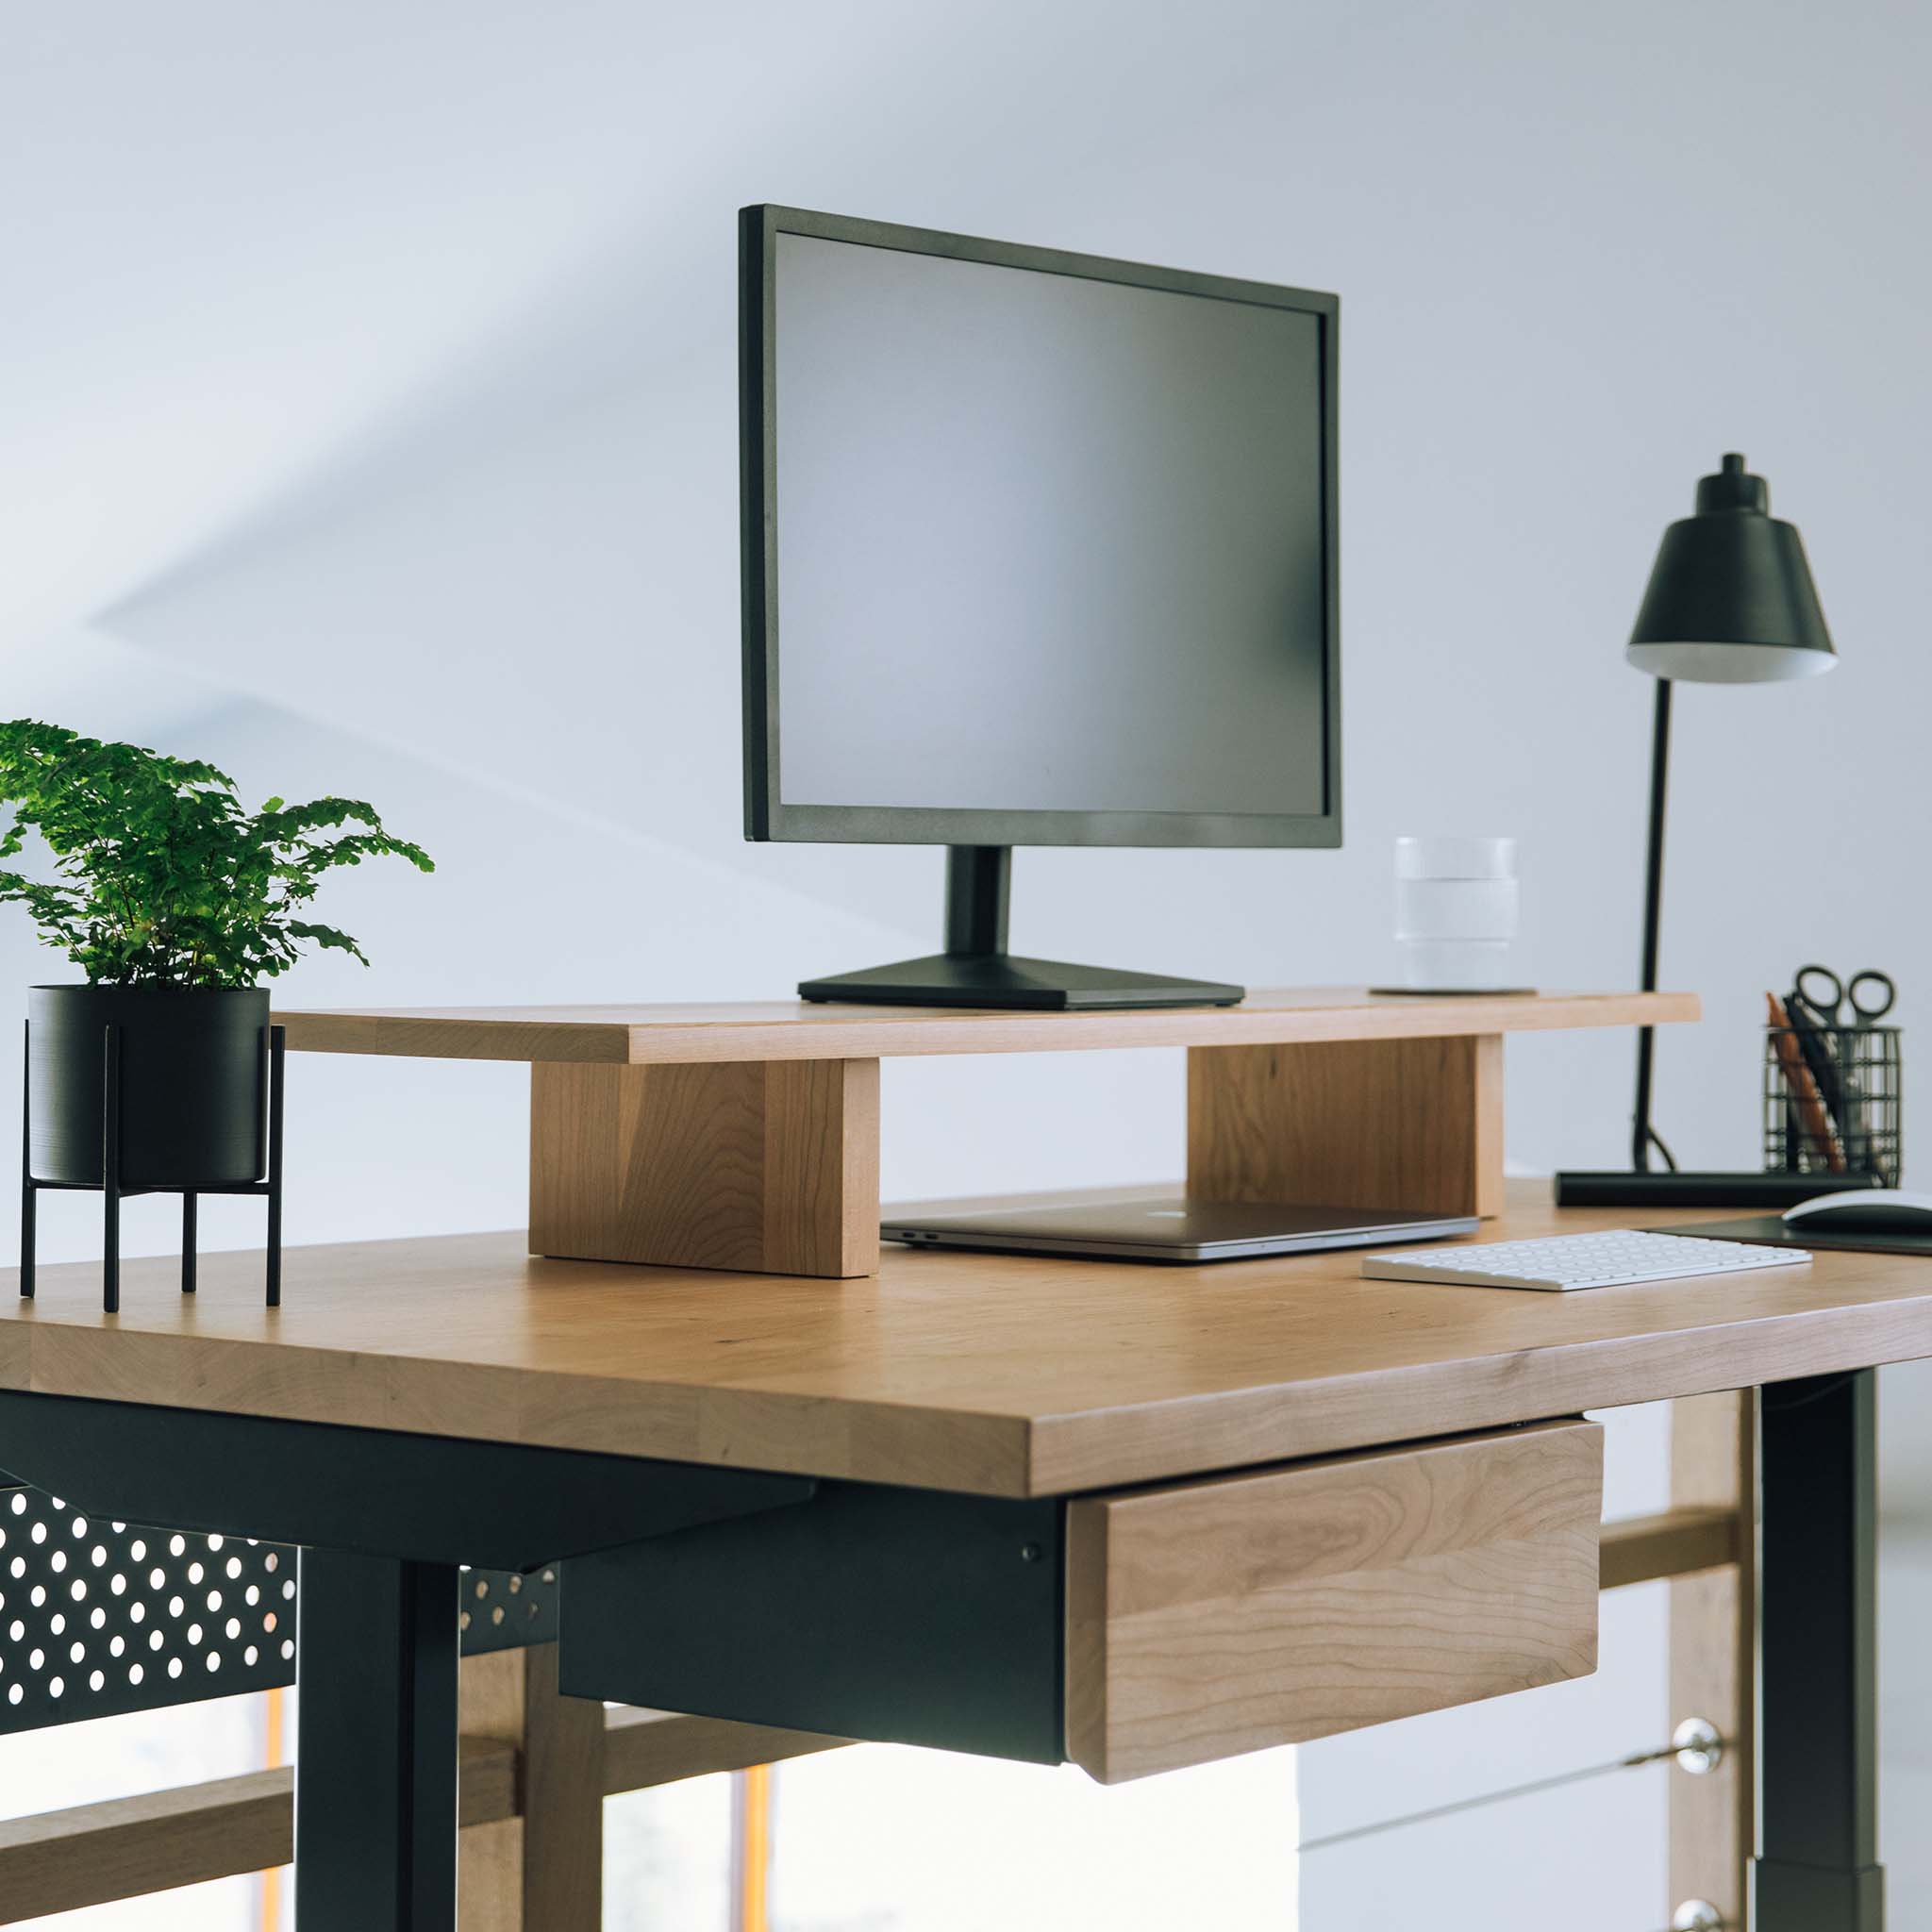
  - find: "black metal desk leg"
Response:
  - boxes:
[295,1552,459,1932]
[1754,1371,1886,1930]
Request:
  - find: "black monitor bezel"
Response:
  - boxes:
[741,203,1341,849]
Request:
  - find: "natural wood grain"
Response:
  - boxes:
[528,1058,878,1276]
[602,1707,846,1788]
[1668,1391,1756,1929]
[1599,1499,1739,1591]
[458,1733,523,1828]
[275,987,1698,1066]
[456,1650,600,1932]
[0,1695,841,1925]
[1597,1505,1740,1591]
[1189,1033,1505,1220]
[5,1182,1931,1498]
[0,1768,290,1925]
[458,1653,525,1932]
[458,1810,520,1930]
[1065,1419,1604,1782]
[0,1739,515,1926]
[522,1644,606,1931]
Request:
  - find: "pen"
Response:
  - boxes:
[1768,991,1846,1173]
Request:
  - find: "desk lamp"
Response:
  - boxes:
[1557,453,1850,1208]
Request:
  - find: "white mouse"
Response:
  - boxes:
[1784,1188,1932,1229]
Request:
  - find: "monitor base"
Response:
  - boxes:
[798,846,1242,1011]
[800,952,1243,1012]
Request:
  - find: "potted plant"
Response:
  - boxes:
[0,720,432,1191]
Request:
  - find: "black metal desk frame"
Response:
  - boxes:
[0,1373,1890,1932]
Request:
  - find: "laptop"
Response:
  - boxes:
[882,1191,1478,1264]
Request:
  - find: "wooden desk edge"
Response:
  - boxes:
[1022,1306,1932,1494]
[4,1291,1923,1502]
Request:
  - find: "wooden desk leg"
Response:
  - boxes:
[1187,1034,1505,1219]
[1753,1371,1885,1931]
[529,1058,880,1276]
[295,1552,459,1932]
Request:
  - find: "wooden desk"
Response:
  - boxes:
[2,1186,1924,1499]
[0,1181,1913,1928]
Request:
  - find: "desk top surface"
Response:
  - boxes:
[4,1184,1927,1497]
[273,987,1698,1065]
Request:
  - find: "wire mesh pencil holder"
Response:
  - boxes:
[1763,1024,1902,1186]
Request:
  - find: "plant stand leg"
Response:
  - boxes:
[181,1194,196,1294]
[19,1022,33,1302]
[102,1024,121,1316]
[265,1026,285,1307]
[18,1184,33,1301]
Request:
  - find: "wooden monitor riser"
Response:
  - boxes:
[276,989,1697,1278]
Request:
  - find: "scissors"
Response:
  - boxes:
[1790,964,1897,1030]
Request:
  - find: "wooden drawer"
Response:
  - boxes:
[1064,1418,1603,1783]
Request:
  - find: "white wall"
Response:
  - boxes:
[2,4,1929,1926]
[9,1,1931,1212]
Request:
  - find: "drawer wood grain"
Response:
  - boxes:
[1065,1418,1603,1783]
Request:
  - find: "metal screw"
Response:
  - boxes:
[1672,1717,1724,1776]
[1019,1542,1042,1564]
[1672,1902,1723,1931]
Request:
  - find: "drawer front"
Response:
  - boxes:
[1065,1418,1603,1783]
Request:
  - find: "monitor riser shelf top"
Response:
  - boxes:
[275,988,1698,1279]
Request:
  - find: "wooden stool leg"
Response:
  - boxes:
[522,1646,606,1924]
[459,1647,606,1932]
[1667,1391,1756,1931]
[459,1653,525,1932]
[529,1058,880,1276]
[1187,1033,1505,1219]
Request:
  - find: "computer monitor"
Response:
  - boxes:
[741,205,1340,1010]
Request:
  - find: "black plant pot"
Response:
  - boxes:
[27,985,270,1189]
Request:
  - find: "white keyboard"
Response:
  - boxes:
[1361,1228,1811,1292]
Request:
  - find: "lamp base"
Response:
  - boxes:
[1554,1170,1885,1211]
[1366,987,1538,998]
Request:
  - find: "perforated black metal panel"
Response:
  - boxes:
[459,1563,559,1654]
[0,1487,295,1731]
[0,1487,561,1734]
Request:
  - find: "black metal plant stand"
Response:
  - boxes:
[20,1020,286,1312]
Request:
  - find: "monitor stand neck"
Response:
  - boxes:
[944,845,1011,958]
[796,845,1243,1012]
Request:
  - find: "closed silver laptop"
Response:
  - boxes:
[882,1190,1477,1264]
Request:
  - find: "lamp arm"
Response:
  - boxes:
[1631,678,1673,1171]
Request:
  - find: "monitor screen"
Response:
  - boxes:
[743,209,1339,847]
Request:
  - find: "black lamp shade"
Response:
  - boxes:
[1626,454,1835,684]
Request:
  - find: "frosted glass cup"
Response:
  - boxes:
[1392,837,1523,992]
